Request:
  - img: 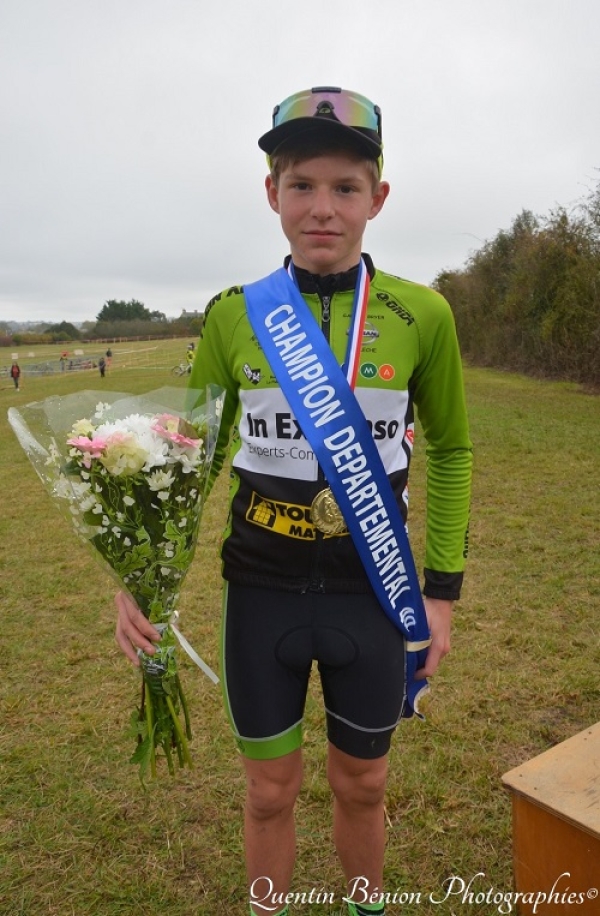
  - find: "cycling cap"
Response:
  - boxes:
[258,86,383,161]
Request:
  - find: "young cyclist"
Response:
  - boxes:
[186,342,196,372]
[115,86,472,916]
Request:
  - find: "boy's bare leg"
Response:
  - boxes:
[242,750,304,901]
[327,744,389,894]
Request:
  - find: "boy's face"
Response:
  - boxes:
[265,153,389,276]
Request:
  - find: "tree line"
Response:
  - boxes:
[434,176,600,387]
[1,300,203,347]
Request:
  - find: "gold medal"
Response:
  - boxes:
[311,487,347,536]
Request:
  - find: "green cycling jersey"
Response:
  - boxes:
[190,255,472,600]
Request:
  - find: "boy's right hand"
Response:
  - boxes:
[114,590,161,666]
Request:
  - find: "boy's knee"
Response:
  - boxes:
[244,756,303,820]
[328,754,388,808]
[246,778,301,821]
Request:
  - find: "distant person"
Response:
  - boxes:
[98,356,106,378]
[105,348,113,365]
[10,362,20,390]
[186,343,195,372]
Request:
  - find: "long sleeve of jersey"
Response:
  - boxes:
[190,292,241,495]
[407,287,472,599]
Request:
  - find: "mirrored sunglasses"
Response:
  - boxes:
[272,86,382,139]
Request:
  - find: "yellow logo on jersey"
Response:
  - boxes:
[246,491,348,540]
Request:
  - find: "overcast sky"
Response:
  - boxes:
[1,0,599,324]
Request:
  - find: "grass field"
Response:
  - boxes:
[1,337,190,381]
[1,342,599,915]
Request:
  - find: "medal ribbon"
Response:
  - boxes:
[287,258,369,391]
[245,262,431,717]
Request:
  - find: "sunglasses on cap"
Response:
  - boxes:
[272,86,382,139]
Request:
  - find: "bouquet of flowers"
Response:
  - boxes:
[8,386,224,781]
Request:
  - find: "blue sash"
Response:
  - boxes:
[244,267,431,717]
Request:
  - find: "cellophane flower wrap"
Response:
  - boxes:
[8,386,224,781]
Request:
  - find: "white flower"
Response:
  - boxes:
[173,454,199,474]
[79,494,99,513]
[70,418,96,437]
[147,469,176,493]
[46,441,62,467]
[94,402,112,418]
[54,477,72,499]
[71,479,91,497]
[95,415,169,472]
[122,495,135,506]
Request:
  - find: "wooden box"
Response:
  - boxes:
[502,723,600,914]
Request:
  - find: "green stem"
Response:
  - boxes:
[177,675,193,741]
[166,695,193,768]
[174,732,184,769]
[163,732,175,776]
[144,680,157,781]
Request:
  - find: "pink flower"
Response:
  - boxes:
[67,435,107,455]
[67,435,108,468]
[152,414,200,448]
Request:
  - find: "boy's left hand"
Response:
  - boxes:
[415,597,453,680]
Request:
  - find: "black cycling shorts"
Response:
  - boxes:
[221,582,406,760]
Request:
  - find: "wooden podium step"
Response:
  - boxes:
[502,722,600,914]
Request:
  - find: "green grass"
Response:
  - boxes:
[1,349,599,915]
[1,337,188,380]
